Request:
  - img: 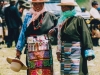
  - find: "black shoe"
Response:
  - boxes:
[7,44,12,48]
[7,45,11,48]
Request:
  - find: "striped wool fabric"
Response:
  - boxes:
[60,41,81,75]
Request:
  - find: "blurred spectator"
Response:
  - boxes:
[97,7,100,13]
[21,1,32,22]
[4,0,22,48]
[16,0,26,17]
[0,0,4,15]
[90,1,100,46]
[2,1,10,13]
[0,0,4,25]
[0,0,5,45]
[90,1,100,20]
[1,1,10,45]
[81,7,90,20]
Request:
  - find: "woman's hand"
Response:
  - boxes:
[16,50,21,59]
[85,49,95,61]
[56,52,61,62]
[48,29,55,36]
[87,56,93,61]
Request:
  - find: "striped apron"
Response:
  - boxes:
[61,41,81,75]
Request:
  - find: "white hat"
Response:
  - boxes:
[58,0,77,6]
[6,57,28,72]
[22,2,32,8]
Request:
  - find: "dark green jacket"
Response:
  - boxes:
[61,16,93,74]
[61,16,93,51]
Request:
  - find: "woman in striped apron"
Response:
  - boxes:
[56,0,95,75]
[15,0,57,75]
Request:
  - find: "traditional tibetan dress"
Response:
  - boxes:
[57,16,94,75]
[16,11,57,75]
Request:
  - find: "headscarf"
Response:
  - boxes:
[57,9,76,25]
[27,7,46,27]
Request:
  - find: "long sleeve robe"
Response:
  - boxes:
[57,16,94,75]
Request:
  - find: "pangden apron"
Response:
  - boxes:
[26,34,53,75]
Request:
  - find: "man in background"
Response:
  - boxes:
[90,1,100,46]
[21,1,31,22]
[16,0,26,17]
[4,0,22,48]
[0,0,5,45]
[90,1,100,20]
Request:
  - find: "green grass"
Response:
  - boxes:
[76,0,90,10]
[76,0,100,10]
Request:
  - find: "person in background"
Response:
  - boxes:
[2,1,10,13]
[80,7,91,28]
[81,7,90,20]
[0,0,4,17]
[16,0,26,17]
[21,1,32,22]
[0,0,5,45]
[90,1,100,20]
[15,0,58,75]
[1,1,10,45]
[97,7,100,13]
[90,1,100,46]
[4,0,22,48]
[56,0,95,75]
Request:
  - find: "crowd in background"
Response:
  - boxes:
[0,0,32,48]
[81,1,100,47]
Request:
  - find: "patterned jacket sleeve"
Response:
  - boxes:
[16,13,32,52]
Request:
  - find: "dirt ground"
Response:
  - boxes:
[0,44,99,75]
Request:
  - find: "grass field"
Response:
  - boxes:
[0,44,99,75]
